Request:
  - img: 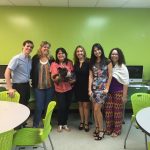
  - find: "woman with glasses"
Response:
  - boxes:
[104,48,129,137]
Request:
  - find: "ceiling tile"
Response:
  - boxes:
[96,0,127,7]
[0,0,150,8]
[123,0,150,8]
[10,0,41,6]
[40,0,68,7]
[0,0,12,5]
[69,0,97,2]
[69,2,97,7]
[69,0,97,7]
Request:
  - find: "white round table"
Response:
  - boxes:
[136,107,150,150]
[0,101,30,133]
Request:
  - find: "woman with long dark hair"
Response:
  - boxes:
[88,43,112,140]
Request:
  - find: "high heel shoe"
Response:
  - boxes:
[84,124,89,132]
[78,123,84,130]
[95,130,105,140]
[93,127,99,137]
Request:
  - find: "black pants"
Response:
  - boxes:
[56,90,73,125]
[13,82,30,106]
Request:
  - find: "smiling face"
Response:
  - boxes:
[22,43,33,56]
[57,50,66,62]
[93,47,102,58]
[76,47,85,60]
[111,49,119,64]
[41,44,50,56]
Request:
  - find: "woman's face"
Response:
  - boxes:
[111,50,119,63]
[93,47,101,58]
[57,50,66,62]
[76,47,84,59]
[41,44,50,55]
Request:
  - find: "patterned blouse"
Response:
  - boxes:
[38,60,51,89]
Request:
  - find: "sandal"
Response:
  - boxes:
[84,124,89,132]
[78,122,84,130]
[111,132,119,137]
[93,127,99,137]
[95,130,105,140]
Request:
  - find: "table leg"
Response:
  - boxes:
[145,133,148,150]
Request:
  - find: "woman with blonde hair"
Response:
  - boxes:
[74,45,90,132]
[31,41,55,128]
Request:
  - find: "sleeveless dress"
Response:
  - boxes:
[91,62,109,104]
[74,60,90,102]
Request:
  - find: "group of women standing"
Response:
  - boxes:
[31,41,129,141]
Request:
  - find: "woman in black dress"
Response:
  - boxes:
[74,45,90,132]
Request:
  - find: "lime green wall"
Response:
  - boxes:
[0,7,150,80]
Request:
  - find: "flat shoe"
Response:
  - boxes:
[63,125,71,132]
[57,125,63,132]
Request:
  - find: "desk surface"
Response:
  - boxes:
[0,101,30,133]
[136,107,150,136]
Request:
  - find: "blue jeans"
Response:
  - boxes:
[33,87,55,127]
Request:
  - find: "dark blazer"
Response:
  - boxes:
[30,54,55,88]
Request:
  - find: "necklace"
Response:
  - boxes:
[40,59,48,65]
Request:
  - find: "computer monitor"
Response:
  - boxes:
[127,65,143,83]
[0,65,7,83]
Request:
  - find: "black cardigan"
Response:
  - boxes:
[30,54,55,88]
